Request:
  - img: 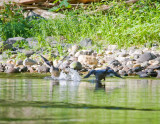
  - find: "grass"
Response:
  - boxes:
[0,0,160,52]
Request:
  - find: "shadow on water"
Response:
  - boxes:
[0,74,160,123]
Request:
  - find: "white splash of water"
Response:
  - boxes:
[59,69,81,81]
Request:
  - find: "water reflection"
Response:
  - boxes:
[0,76,160,123]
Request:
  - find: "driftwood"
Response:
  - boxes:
[84,0,139,15]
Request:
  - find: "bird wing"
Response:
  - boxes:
[40,55,51,67]
[84,70,96,78]
[107,69,122,78]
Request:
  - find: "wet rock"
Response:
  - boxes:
[5,66,19,73]
[79,38,92,47]
[0,63,4,72]
[137,71,149,78]
[137,52,157,63]
[119,70,128,76]
[23,58,37,66]
[70,61,82,70]
[132,66,143,72]
[147,69,157,77]
[78,55,98,66]
[37,65,49,73]
[156,70,160,78]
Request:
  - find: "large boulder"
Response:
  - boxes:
[2,37,26,50]
[137,52,157,63]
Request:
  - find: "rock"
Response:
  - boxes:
[27,66,35,73]
[23,58,37,66]
[132,66,143,72]
[147,69,157,77]
[137,52,157,63]
[107,45,118,51]
[70,61,82,70]
[133,64,141,68]
[25,38,38,48]
[137,71,149,78]
[5,66,19,73]
[16,60,23,66]
[33,9,66,19]
[59,60,70,70]
[156,70,160,78]
[109,59,121,67]
[68,45,80,55]
[2,37,25,50]
[78,55,98,66]
[0,63,4,72]
[24,50,35,58]
[119,70,128,76]
[79,38,92,47]
[37,65,49,73]
[19,66,28,72]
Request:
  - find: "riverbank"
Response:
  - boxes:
[0,36,160,78]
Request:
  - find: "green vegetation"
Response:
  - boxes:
[0,0,160,49]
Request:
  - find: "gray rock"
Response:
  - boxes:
[80,38,92,47]
[37,65,49,73]
[109,59,121,67]
[0,63,4,72]
[23,58,37,66]
[25,38,38,48]
[132,67,143,72]
[19,66,28,72]
[5,66,19,73]
[16,60,23,65]
[2,37,25,50]
[70,61,82,70]
[137,52,157,63]
[137,71,149,78]
[156,70,160,78]
[24,51,35,58]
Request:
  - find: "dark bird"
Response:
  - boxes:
[40,55,60,78]
[84,67,122,81]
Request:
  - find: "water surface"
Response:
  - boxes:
[0,73,160,124]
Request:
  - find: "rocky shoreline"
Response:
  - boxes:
[0,37,160,79]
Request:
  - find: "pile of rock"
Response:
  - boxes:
[0,36,160,79]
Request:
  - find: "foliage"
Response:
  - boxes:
[0,0,160,50]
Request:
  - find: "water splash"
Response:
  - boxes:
[44,69,81,81]
[59,69,81,81]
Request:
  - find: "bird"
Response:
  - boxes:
[84,67,122,81]
[40,55,60,78]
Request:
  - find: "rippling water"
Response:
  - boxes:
[0,73,160,124]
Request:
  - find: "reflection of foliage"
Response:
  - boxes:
[49,0,71,12]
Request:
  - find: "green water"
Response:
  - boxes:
[0,74,160,124]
